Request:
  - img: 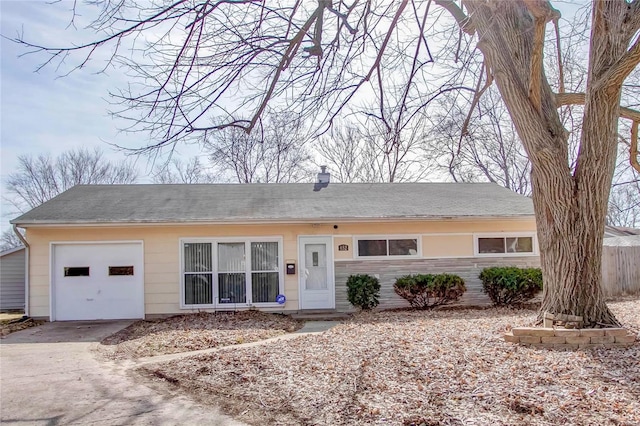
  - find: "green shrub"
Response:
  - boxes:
[479,267,543,306]
[393,273,466,309]
[346,274,381,310]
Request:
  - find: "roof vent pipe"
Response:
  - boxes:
[317,166,330,184]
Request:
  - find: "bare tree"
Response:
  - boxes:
[316,117,434,183]
[10,1,640,325]
[152,157,217,184]
[0,229,24,251]
[315,125,367,183]
[205,112,313,183]
[429,88,533,194]
[5,147,138,212]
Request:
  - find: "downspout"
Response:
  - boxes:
[13,225,29,317]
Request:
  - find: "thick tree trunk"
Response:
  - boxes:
[461,0,639,326]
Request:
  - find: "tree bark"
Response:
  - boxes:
[462,0,640,326]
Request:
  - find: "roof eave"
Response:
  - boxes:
[12,214,536,228]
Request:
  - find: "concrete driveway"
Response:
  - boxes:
[0,321,244,425]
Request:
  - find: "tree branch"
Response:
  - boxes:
[523,0,560,113]
[631,121,639,174]
[625,0,640,36]
[594,32,640,90]
[553,17,564,94]
[434,0,474,35]
[554,92,640,122]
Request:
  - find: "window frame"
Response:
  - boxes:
[179,237,284,309]
[353,235,421,259]
[473,232,538,257]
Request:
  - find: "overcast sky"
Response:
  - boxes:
[0,0,588,233]
[0,1,204,229]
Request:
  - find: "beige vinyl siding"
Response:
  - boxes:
[333,236,353,260]
[25,218,536,317]
[422,234,474,257]
[0,249,26,310]
[334,256,541,311]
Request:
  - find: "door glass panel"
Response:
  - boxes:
[305,244,327,290]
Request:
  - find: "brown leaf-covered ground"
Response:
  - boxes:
[99,311,302,359]
[144,300,640,426]
[0,316,44,337]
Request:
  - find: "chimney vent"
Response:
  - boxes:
[317,166,330,184]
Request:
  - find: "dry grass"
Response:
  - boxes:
[99,311,302,359]
[0,317,44,337]
[144,300,640,426]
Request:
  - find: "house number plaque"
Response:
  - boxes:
[338,244,349,251]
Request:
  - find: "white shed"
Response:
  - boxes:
[0,246,26,311]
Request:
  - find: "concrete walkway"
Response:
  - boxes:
[0,321,244,425]
[135,320,340,366]
[0,320,339,425]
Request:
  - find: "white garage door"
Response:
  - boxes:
[53,242,144,321]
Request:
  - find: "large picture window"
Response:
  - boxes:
[356,237,419,258]
[182,238,282,307]
[475,234,536,256]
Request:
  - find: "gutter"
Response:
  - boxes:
[11,215,537,228]
[13,225,29,317]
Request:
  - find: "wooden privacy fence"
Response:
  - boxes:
[601,242,640,297]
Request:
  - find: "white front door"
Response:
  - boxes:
[299,236,334,310]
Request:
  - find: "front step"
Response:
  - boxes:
[291,311,351,321]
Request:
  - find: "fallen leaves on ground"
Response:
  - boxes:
[98,311,302,359]
[145,300,640,426]
[0,317,44,337]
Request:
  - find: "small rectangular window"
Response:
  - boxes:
[109,266,134,276]
[477,236,535,255]
[506,237,533,253]
[64,267,90,277]
[358,239,387,256]
[357,238,419,257]
[478,238,505,254]
[389,239,418,256]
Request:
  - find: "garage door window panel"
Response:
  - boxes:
[64,267,90,277]
[108,266,134,276]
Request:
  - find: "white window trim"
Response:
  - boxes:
[179,236,284,309]
[353,235,422,260]
[473,232,538,257]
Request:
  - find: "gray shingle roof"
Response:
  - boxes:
[11,183,534,226]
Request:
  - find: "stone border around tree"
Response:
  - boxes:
[504,327,637,349]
